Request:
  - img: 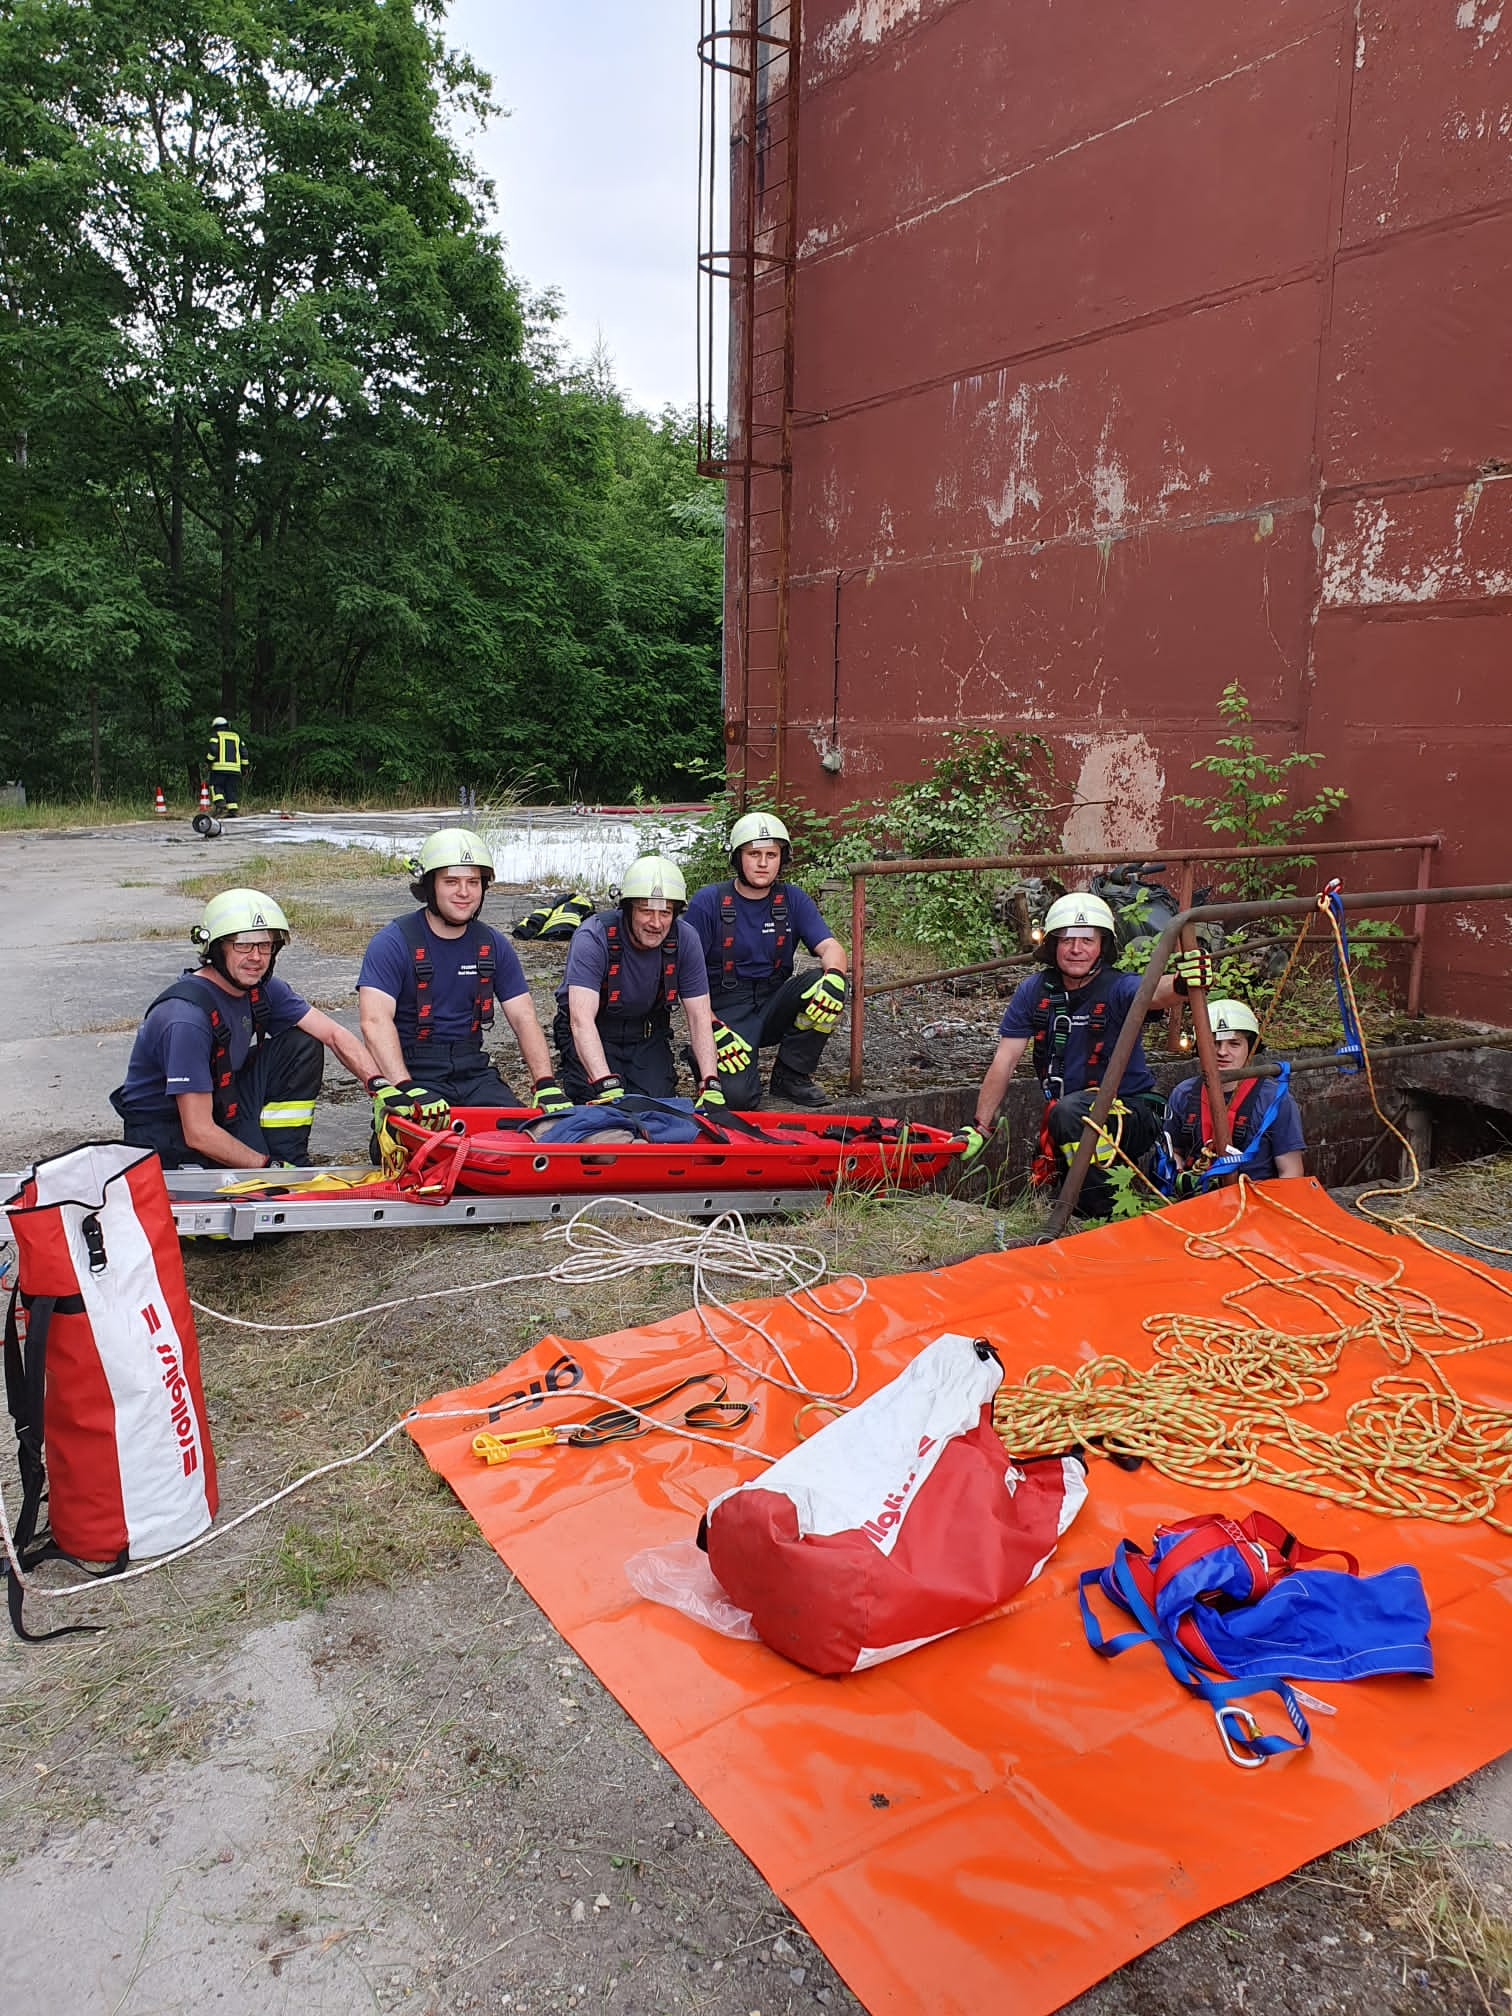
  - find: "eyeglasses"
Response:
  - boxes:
[229,935,274,951]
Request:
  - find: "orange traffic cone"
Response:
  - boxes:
[198,781,211,812]
[153,785,167,816]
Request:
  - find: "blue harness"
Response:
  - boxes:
[1080,1511,1432,1767]
[1151,1061,1294,1197]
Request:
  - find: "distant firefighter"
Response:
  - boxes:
[204,714,246,815]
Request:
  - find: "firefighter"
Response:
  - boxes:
[958,891,1211,1220]
[1162,999,1305,1185]
[357,830,568,1132]
[111,889,381,1169]
[204,715,246,815]
[554,855,721,1104]
[685,812,848,1109]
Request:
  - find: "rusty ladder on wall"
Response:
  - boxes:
[698,0,802,806]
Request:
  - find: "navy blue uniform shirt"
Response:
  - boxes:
[358,913,530,1046]
[685,880,833,989]
[998,967,1157,1100]
[557,913,709,1016]
[117,970,311,1114]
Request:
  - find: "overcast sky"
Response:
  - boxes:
[443,2,714,416]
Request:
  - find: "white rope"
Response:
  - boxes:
[189,1196,867,1403]
[4,1200,858,1615]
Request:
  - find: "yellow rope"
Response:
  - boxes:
[996,894,1512,1531]
[1254,911,1315,1044]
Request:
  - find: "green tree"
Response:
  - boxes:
[0,0,724,805]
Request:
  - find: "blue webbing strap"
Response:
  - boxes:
[1079,1542,1311,1765]
[1326,884,1364,1075]
[1196,1061,1293,1186]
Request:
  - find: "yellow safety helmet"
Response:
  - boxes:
[411,828,494,880]
[191,888,291,951]
[619,855,687,906]
[407,828,494,914]
[190,889,290,986]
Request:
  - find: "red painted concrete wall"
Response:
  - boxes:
[729,0,1512,1017]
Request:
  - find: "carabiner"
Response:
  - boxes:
[1214,1703,1267,1769]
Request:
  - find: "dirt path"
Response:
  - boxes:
[1,818,1508,2016]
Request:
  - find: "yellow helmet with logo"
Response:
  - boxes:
[728,810,792,873]
[619,855,687,906]
[414,828,494,879]
[191,888,291,951]
[190,889,290,986]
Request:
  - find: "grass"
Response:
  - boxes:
[0,797,173,829]
[1313,1822,1512,2010]
[176,843,406,899]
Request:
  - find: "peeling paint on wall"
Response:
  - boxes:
[1060,735,1166,855]
[1455,0,1504,50]
[811,0,927,69]
[1321,486,1512,605]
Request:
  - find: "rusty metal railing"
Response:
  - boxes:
[846,835,1441,1094]
[1042,882,1512,1238]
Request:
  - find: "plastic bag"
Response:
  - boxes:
[625,1538,760,1641]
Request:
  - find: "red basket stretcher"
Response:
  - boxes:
[385,1106,962,1200]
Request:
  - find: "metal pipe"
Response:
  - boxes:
[1179,923,1230,1157]
[1204,1034,1512,1083]
[1407,839,1438,1016]
[849,870,866,1092]
[1164,861,1195,1053]
[850,835,1441,880]
[864,953,1033,998]
[1042,883,1512,1239]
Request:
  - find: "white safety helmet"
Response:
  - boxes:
[1042,893,1117,939]
[619,854,687,907]
[1207,999,1261,1047]
[210,715,228,729]
[1037,891,1116,969]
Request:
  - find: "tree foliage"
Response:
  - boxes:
[0,0,723,801]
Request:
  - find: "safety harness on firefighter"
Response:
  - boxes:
[713,882,789,995]
[601,913,679,1025]
[1080,1509,1432,1767]
[1156,1061,1295,1196]
[145,976,271,1127]
[1028,969,1120,1102]
[394,910,496,1043]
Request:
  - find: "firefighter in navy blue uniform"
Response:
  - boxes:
[1163,999,1306,1186]
[554,855,721,1105]
[204,715,246,815]
[684,812,848,1109]
[357,829,568,1133]
[111,889,382,1169]
[958,892,1211,1220]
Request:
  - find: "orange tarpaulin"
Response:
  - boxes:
[407,1180,1512,2016]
